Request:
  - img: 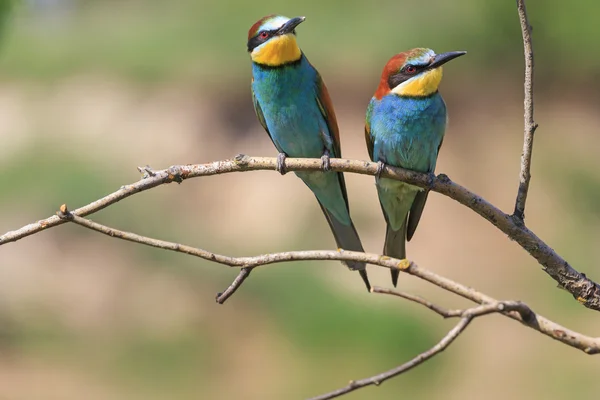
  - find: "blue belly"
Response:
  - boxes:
[370,93,447,173]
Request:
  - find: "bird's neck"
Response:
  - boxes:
[251,35,302,67]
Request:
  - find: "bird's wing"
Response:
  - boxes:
[251,79,277,146]
[314,73,342,158]
[313,72,353,210]
[364,99,375,161]
[407,138,444,241]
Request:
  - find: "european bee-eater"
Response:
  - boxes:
[247,15,370,290]
[365,48,466,286]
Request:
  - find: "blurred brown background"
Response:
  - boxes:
[0,0,599,399]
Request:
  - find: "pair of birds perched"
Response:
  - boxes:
[248,15,465,290]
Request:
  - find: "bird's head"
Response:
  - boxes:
[247,15,305,67]
[374,48,466,99]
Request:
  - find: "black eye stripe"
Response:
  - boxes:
[247,29,279,52]
[388,64,427,89]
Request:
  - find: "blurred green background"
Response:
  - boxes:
[0,0,599,399]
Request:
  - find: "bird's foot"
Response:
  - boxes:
[276,153,288,175]
[375,161,386,179]
[321,149,331,172]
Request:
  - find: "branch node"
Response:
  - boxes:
[234,153,250,165]
[56,204,72,220]
[436,173,451,183]
[137,165,157,178]
[167,166,184,183]
[511,213,525,226]
[398,259,412,271]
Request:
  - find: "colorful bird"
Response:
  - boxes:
[247,15,370,290]
[365,48,465,286]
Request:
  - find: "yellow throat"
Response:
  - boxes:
[251,34,302,66]
[392,67,444,97]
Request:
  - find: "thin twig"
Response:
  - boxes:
[215,268,254,304]
[374,286,536,324]
[308,318,471,400]
[513,0,538,220]
[54,208,600,355]
[3,156,592,309]
[371,286,461,317]
[308,303,507,400]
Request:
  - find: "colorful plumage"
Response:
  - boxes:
[247,15,370,290]
[365,48,466,286]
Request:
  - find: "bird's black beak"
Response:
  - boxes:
[278,16,306,35]
[429,51,467,69]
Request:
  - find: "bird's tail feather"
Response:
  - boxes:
[383,219,407,287]
[318,201,370,291]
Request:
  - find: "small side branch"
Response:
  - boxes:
[215,268,254,304]
[371,286,462,317]
[513,0,539,220]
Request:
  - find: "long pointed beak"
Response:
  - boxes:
[278,16,306,35]
[429,51,467,69]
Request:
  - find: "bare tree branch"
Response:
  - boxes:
[53,206,600,355]
[307,301,539,400]
[513,0,538,220]
[3,155,596,309]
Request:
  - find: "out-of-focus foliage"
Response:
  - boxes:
[0,0,598,84]
[0,0,13,36]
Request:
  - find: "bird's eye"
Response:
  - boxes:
[259,31,269,39]
[405,65,417,74]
